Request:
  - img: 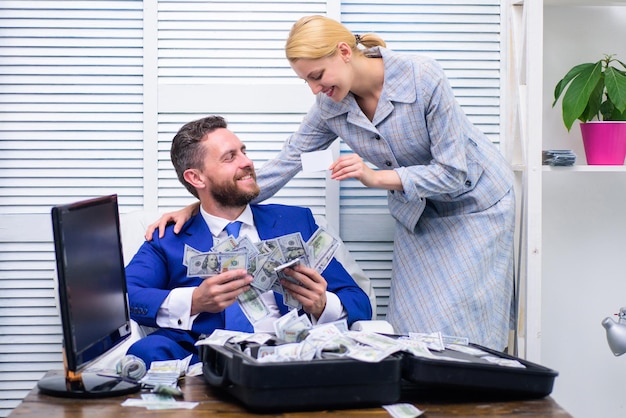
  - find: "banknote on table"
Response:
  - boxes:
[237,286,270,324]
[187,251,247,277]
[307,226,340,273]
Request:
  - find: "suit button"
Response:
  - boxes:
[385,161,392,167]
[178,319,183,326]
[374,134,381,140]
[465,180,472,187]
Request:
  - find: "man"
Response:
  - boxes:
[125,115,372,366]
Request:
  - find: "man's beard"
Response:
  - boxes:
[210,177,260,207]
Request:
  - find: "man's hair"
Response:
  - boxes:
[170,115,228,198]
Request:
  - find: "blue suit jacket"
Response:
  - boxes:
[125,204,372,336]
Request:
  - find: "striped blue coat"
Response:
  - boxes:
[256,47,515,350]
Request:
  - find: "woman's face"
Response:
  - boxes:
[290,45,353,102]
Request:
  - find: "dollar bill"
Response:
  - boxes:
[233,235,260,275]
[259,238,281,256]
[307,226,340,273]
[220,251,248,272]
[212,236,238,253]
[276,232,310,265]
[237,286,270,324]
[251,248,282,291]
[182,244,203,267]
[187,251,247,277]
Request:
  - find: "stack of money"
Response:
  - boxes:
[139,356,191,389]
[542,149,576,166]
[198,328,513,366]
[183,226,341,326]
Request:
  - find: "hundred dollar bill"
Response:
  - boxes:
[195,329,250,347]
[307,226,340,273]
[281,283,302,309]
[259,238,281,256]
[212,236,238,253]
[220,251,248,271]
[187,251,247,277]
[276,232,309,265]
[237,286,270,324]
[251,248,282,291]
[182,244,202,267]
[233,235,260,275]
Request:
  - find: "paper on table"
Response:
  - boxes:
[301,149,334,172]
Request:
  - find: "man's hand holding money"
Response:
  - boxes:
[191,269,253,315]
[279,264,328,319]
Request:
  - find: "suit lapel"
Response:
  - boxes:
[251,205,279,241]
[183,212,216,252]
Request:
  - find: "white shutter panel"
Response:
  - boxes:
[154,1,327,214]
[0,1,143,415]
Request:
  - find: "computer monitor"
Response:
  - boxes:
[38,194,141,398]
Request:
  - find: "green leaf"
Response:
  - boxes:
[583,78,604,122]
[603,101,626,121]
[561,61,603,130]
[605,66,626,113]
[614,58,626,72]
[553,62,597,107]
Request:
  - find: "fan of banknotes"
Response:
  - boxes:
[182,227,341,326]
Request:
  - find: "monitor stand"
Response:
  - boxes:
[37,370,141,398]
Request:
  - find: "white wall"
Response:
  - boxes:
[542,5,626,418]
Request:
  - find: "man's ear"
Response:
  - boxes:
[183,168,205,189]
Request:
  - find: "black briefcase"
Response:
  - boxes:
[199,342,402,412]
[400,343,559,400]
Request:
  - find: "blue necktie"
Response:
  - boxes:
[224,221,242,239]
[223,221,253,332]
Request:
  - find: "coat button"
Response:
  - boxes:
[178,319,183,326]
[465,180,472,187]
[385,161,392,167]
[374,134,381,140]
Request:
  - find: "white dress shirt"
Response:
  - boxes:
[156,205,345,332]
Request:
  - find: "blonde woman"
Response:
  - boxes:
[147,15,515,351]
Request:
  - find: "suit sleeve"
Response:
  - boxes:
[300,209,373,324]
[125,237,175,328]
[321,257,373,325]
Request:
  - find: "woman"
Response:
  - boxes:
[148,15,515,350]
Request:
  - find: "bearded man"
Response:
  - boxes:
[125,115,371,366]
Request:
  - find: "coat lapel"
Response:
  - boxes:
[182,212,216,252]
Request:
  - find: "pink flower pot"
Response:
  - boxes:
[580,122,626,165]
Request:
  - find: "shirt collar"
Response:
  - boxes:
[200,205,254,239]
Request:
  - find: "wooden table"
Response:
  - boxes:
[9,371,572,417]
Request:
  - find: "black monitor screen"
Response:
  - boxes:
[51,194,132,372]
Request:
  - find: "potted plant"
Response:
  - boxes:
[552,54,626,165]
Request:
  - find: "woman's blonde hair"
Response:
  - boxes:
[285,15,386,63]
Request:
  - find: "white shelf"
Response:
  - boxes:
[545,0,626,5]
[543,165,626,171]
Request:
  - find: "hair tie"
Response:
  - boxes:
[354,34,361,45]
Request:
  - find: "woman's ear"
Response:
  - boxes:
[337,42,352,63]
[183,168,205,189]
